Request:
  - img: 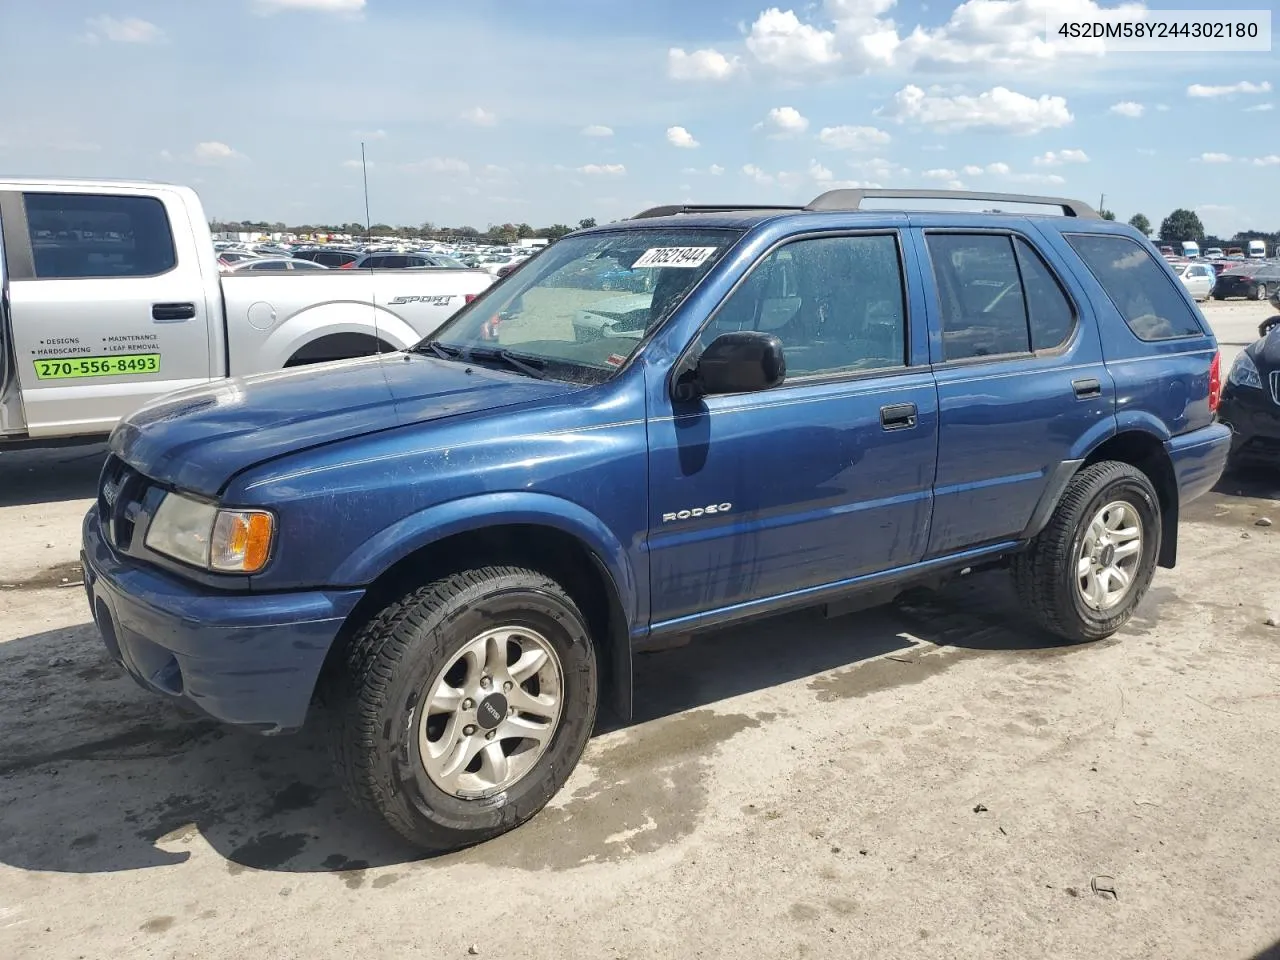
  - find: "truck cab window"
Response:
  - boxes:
[23,193,177,279]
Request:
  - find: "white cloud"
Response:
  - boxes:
[1252,155,1280,166]
[667,47,741,80]
[808,159,834,182]
[817,124,892,150]
[353,129,387,141]
[1033,149,1089,166]
[82,15,164,43]
[581,125,614,137]
[962,164,984,176]
[923,168,958,181]
[1196,153,1233,163]
[667,126,700,148]
[848,157,909,179]
[191,141,245,164]
[158,149,174,162]
[1135,147,1157,156]
[743,164,774,185]
[252,0,365,13]
[1109,101,1144,118]
[462,107,497,127]
[403,157,470,174]
[709,163,725,175]
[1155,104,1169,112]
[733,0,1143,76]
[880,85,1072,134]
[758,106,810,138]
[340,159,371,169]
[1187,80,1272,98]
[578,163,626,176]
[1244,103,1274,113]
[746,8,841,72]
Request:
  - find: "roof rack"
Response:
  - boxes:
[804,189,1100,219]
[630,203,803,220]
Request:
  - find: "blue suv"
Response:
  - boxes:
[82,189,1231,851]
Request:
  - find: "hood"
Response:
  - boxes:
[110,353,584,497]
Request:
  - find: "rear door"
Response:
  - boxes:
[908,220,1113,556]
[0,187,216,438]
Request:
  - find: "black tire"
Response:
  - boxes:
[1011,461,1161,643]
[1254,283,1267,301]
[325,566,598,851]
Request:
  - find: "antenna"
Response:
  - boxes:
[360,140,386,364]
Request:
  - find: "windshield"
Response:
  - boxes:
[424,227,743,382]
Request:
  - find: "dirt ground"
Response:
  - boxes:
[1,300,1278,960]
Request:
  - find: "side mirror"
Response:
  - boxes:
[673,331,786,402]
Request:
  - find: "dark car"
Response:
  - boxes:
[1212,262,1280,301]
[340,252,465,270]
[1220,325,1280,468]
[292,247,361,268]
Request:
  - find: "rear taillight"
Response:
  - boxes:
[1208,350,1222,413]
[339,262,354,269]
[464,293,478,304]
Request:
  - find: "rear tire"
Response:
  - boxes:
[325,566,599,852]
[1011,461,1161,643]
[1254,283,1268,301]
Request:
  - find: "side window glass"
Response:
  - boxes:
[707,234,907,377]
[23,192,177,279]
[926,234,1030,361]
[1065,233,1204,341]
[1014,237,1075,351]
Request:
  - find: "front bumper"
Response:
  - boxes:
[82,506,364,733]
[1220,386,1280,466]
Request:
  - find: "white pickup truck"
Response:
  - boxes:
[0,178,494,445]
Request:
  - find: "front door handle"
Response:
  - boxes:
[880,402,918,431]
[1072,377,1102,400]
[152,302,196,322]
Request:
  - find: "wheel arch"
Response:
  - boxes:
[285,331,398,366]
[320,497,638,722]
[1081,430,1179,568]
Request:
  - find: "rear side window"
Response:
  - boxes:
[1014,237,1075,351]
[1065,233,1205,341]
[926,234,1030,361]
[23,192,177,279]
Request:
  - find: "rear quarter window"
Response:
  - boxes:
[23,192,177,279]
[1065,233,1206,341]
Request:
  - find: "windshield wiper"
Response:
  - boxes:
[412,339,462,360]
[465,347,550,380]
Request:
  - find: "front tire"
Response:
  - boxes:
[1011,461,1161,643]
[1254,283,1268,301]
[326,566,599,851]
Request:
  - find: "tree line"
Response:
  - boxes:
[1123,210,1276,248]
[209,218,599,242]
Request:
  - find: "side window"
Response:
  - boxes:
[23,192,177,279]
[1065,233,1205,341]
[707,234,907,378]
[1014,237,1075,351]
[926,234,1030,361]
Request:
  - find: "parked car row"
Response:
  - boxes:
[1169,257,1280,301]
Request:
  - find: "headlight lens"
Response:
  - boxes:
[145,493,274,573]
[1227,351,1263,389]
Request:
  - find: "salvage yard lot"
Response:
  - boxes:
[1,300,1278,960]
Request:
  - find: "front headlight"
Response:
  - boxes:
[145,493,274,573]
[1227,351,1263,390]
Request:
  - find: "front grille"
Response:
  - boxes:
[99,455,149,551]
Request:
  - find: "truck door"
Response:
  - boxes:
[0,187,216,439]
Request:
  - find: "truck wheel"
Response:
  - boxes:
[1011,461,1161,644]
[326,566,598,851]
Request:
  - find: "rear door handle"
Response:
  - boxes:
[152,302,196,322]
[880,402,918,431]
[1072,377,1102,400]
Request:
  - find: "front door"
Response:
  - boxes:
[645,230,938,631]
[0,187,216,438]
[910,223,1114,556]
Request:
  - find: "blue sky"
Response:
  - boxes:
[1,0,1276,235]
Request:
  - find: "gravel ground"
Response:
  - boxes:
[0,299,1278,960]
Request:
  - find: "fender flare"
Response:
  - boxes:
[261,302,421,370]
[331,492,639,718]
